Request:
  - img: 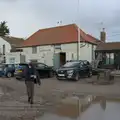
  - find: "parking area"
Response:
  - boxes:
[0,76,120,97]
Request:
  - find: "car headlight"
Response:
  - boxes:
[67,70,74,74]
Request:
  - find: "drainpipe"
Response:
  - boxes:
[53,45,55,69]
[77,27,80,60]
[77,0,80,60]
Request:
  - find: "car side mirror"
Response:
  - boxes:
[80,65,83,68]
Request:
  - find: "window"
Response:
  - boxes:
[54,45,61,49]
[63,62,79,67]
[105,53,114,65]
[79,62,83,67]
[83,61,90,65]
[106,54,110,64]
[32,47,37,54]
[9,58,15,64]
[110,53,114,64]
[8,64,14,68]
[3,44,5,55]
[37,63,47,68]
[71,53,74,60]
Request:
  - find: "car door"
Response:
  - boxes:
[83,62,90,75]
[79,62,86,76]
[36,63,49,77]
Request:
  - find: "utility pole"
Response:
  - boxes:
[77,0,80,60]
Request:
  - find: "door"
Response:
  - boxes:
[37,63,49,77]
[53,53,60,70]
[79,62,86,77]
[60,52,66,66]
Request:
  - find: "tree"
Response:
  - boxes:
[0,21,10,36]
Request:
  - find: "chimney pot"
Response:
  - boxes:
[100,28,106,42]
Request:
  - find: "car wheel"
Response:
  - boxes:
[75,73,79,81]
[16,77,20,80]
[57,78,61,80]
[88,71,92,77]
[56,75,60,80]
[49,71,54,78]
[7,72,12,78]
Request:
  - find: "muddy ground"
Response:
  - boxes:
[0,76,120,120]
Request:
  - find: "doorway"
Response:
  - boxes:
[60,52,66,66]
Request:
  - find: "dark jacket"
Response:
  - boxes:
[24,65,41,84]
[24,66,30,81]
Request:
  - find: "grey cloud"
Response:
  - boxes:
[0,0,120,42]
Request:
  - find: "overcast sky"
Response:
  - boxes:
[0,0,120,42]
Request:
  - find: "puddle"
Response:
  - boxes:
[0,85,14,98]
[36,95,120,120]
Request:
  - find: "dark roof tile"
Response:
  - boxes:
[96,42,120,51]
[1,36,24,48]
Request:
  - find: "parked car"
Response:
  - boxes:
[15,62,54,80]
[0,64,18,77]
[56,61,92,81]
[35,63,54,78]
[14,63,27,80]
[0,64,4,77]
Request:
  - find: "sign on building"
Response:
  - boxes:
[54,45,61,49]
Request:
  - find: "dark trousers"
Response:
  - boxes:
[26,81,34,102]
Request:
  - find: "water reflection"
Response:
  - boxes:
[100,97,106,110]
[36,95,120,120]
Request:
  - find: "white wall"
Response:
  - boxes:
[5,52,21,64]
[5,52,26,64]
[55,43,95,62]
[21,42,96,66]
[0,37,11,54]
[60,43,78,61]
[22,45,54,66]
[80,43,92,62]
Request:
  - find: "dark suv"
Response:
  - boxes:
[56,60,92,81]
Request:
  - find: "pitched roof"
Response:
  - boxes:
[1,36,24,48]
[21,24,99,47]
[96,42,120,51]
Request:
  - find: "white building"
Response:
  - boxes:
[0,36,24,63]
[17,24,100,69]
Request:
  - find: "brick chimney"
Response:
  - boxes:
[100,28,106,42]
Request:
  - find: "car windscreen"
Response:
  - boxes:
[17,64,28,70]
[63,62,79,67]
